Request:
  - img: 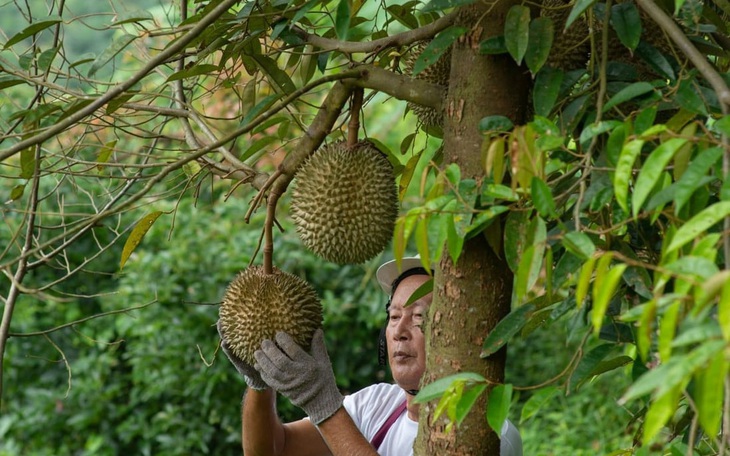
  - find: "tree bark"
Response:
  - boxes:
[414,2,530,455]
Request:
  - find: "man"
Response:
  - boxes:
[218,256,522,455]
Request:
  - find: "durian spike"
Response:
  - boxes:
[347,88,364,148]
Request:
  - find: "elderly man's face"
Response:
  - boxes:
[386,274,432,392]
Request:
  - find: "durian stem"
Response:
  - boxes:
[261,82,355,274]
[347,88,364,148]
[264,189,277,274]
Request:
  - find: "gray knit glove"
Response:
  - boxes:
[254,329,343,424]
[216,320,267,390]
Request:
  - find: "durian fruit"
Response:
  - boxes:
[542,0,591,71]
[403,40,451,129]
[219,266,322,365]
[291,140,398,264]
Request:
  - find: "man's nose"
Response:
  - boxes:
[393,316,413,339]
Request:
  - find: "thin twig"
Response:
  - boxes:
[43,334,72,398]
[8,300,158,338]
[289,11,458,54]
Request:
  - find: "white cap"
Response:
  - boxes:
[376,255,431,295]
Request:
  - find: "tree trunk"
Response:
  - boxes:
[414,2,530,455]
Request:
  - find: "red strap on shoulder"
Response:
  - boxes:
[370,400,408,451]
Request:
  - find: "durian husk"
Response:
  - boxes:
[219,266,322,365]
[291,140,398,265]
[542,0,591,71]
[403,41,451,129]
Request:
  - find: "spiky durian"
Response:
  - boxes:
[218,266,322,365]
[542,0,591,71]
[403,40,451,129]
[291,140,398,265]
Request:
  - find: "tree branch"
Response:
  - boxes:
[635,0,730,268]
[349,64,445,109]
[0,0,240,162]
[635,0,730,109]
[290,12,458,54]
[0,144,42,403]
[8,300,158,338]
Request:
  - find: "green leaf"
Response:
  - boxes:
[504,5,531,65]
[466,205,509,235]
[525,17,554,74]
[575,256,597,307]
[251,54,297,94]
[38,46,60,74]
[112,10,154,26]
[579,121,622,145]
[566,0,598,30]
[613,138,644,213]
[487,384,513,435]
[515,245,541,304]
[531,177,557,219]
[569,344,613,391]
[605,124,626,167]
[620,340,726,404]
[635,41,675,81]
[10,184,25,201]
[20,147,36,179]
[676,77,707,115]
[422,0,479,13]
[504,211,530,272]
[414,372,487,403]
[412,27,467,76]
[610,2,641,51]
[291,0,320,24]
[533,67,563,117]
[455,384,487,426]
[632,138,687,217]
[0,75,27,90]
[674,147,722,215]
[335,0,350,40]
[562,231,595,260]
[88,33,137,77]
[166,64,220,82]
[520,386,558,423]
[666,201,730,253]
[404,279,434,307]
[602,82,655,113]
[643,387,681,444]
[695,351,727,436]
[120,211,164,270]
[714,114,730,136]
[97,139,117,171]
[592,261,627,335]
[481,303,536,357]
[479,36,508,55]
[478,115,514,133]
[482,184,518,201]
[4,16,63,49]
[239,136,278,162]
[720,280,730,341]
[240,94,280,128]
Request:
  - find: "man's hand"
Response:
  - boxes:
[216,320,268,390]
[255,329,343,425]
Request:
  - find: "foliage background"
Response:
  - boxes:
[1,0,729,454]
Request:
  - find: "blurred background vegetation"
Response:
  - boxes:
[1,0,639,454]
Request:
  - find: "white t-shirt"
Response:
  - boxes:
[343,383,523,456]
